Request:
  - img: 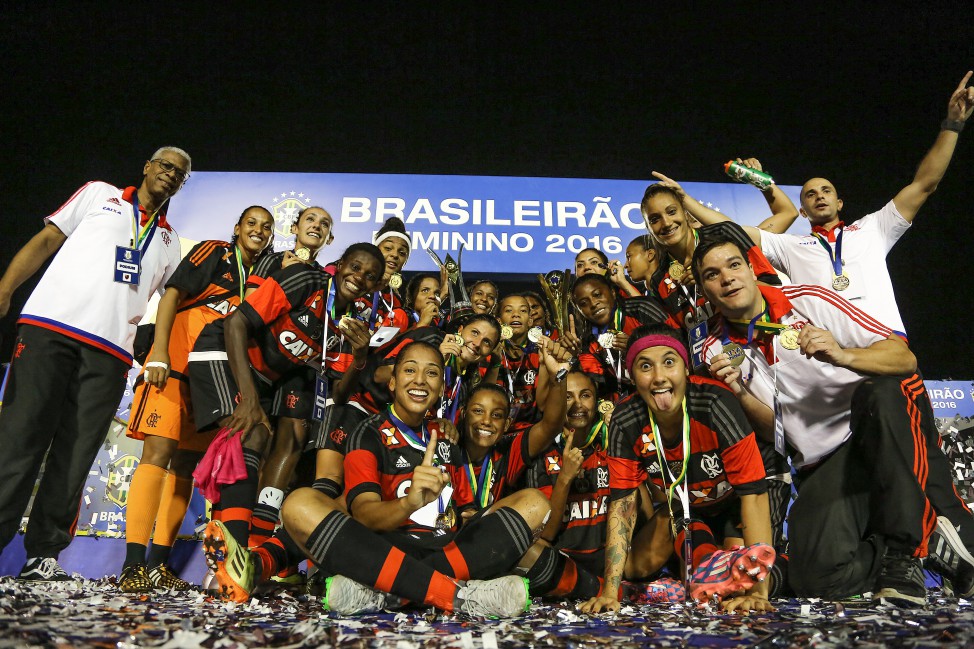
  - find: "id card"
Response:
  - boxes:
[370,326,400,347]
[774,395,786,456]
[114,246,141,285]
[688,320,709,370]
[312,374,329,422]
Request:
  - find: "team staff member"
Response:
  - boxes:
[120,206,274,592]
[692,234,974,606]
[581,325,776,614]
[0,147,189,581]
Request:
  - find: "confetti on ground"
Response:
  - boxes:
[0,577,970,648]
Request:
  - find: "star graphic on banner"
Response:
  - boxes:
[706,202,713,208]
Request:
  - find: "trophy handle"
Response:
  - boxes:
[426,248,445,269]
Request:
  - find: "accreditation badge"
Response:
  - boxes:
[312,375,329,422]
[114,246,141,285]
[688,320,709,370]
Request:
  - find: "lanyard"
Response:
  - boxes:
[580,420,607,450]
[438,359,463,422]
[388,405,429,452]
[812,226,844,279]
[232,246,251,301]
[321,277,346,364]
[649,398,691,521]
[462,448,494,510]
[129,194,160,251]
[592,308,624,377]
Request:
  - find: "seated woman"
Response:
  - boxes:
[580,324,777,614]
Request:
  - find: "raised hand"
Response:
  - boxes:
[557,433,585,485]
[947,71,974,122]
[404,430,450,511]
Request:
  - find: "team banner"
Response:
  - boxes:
[169,171,803,271]
[929,381,974,507]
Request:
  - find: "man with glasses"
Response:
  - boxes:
[0,147,190,580]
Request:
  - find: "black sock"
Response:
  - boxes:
[524,545,600,599]
[218,447,262,545]
[146,544,172,569]
[124,542,148,568]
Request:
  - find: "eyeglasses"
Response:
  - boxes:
[151,159,190,183]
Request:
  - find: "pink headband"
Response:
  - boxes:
[625,335,689,373]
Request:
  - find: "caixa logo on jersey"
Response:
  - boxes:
[271,191,312,251]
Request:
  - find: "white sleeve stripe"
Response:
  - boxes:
[783,285,892,337]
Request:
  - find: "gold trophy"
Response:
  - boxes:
[537,269,574,336]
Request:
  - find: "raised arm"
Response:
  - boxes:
[0,223,67,318]
[892,71,974,222]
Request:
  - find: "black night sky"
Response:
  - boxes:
[1,4,971,377]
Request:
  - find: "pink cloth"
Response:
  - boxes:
[192,427,247,504]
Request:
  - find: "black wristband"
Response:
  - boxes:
[941,119,965,133]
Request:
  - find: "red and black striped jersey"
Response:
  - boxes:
[353,325,448,415]
[527,441,610,564]
[495,344,541,435]
[245,250,323,293]
[344,412,473,536]
[607,376,768,516]
[194,263,352,381]
[354,289,409,331]
[649,221,780,330]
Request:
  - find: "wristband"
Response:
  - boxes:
[941,119,965,133]
[144,362,169,369]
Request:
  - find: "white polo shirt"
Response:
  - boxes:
[760,201,911,335]
[19,182,182,363]
[702,284,891,469]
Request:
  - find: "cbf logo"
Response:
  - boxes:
[105,455,139,508]
[270,191,312,251]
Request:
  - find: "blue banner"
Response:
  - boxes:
[170,172,803,274]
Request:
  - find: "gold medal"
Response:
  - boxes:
[668,261,686,281]
[778,327,800,350]
[832,274,850,291]
[435,508,456,533]
[454,333,464,347]
[527,326,543,344]
[339,315,354,331]
[722,342,745,367]
[388,272,403,290]
[294,247,311,261]
[598,400,615,424]
[598,331,616,349]
[500,325,514,341]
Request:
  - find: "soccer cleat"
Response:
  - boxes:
[925,516,974,598]
[639,577,687,604]
[456,576,531,618]
[269,565,306,586]
[217,542,257,603]
[322,575,405,615]
[687,543,776,603]
[149,564,192,591]
[18,557,72,582]
[874,552,926,607]
[118,563,154,592]
[202,520,232,573]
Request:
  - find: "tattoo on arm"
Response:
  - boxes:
[603,492,637,595]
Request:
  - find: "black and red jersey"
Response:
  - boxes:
[649,221,780,330]
[455,429,533,511]
[527,439,610,566]
[194,263,354,382]
[354,289,409,331]
[246,250,323,293]
[495,343,541,434]
[343,412,473,536]
[576,296,673,399]
[607,376,768,516]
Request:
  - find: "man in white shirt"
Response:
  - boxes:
[693,234,974,606]
[0,148,189,580]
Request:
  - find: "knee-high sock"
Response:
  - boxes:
[254,527,308,582]
[523,544,602,599]
[218,448,262,546]
[124,463,167,567]
[426,507,533,581]
[146,474,194,567]
[304,511,459,611]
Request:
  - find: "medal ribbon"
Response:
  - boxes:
[727,300,792,346]
[462,448,494,510]
[811,225,844,280]
[648,398,691,518]
[439,358,463,422]
[129,194,160,252]
[388,404,429,452]
[233,245,250,301]
[580,419,607,450]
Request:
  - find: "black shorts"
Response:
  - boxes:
[313,403,371,453]
[187,354,275,432]
[270,365,316,420]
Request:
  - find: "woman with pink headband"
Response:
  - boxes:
[581,323,779,614]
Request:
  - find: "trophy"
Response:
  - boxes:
[426,244,473,319]
[538,269,574,335]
